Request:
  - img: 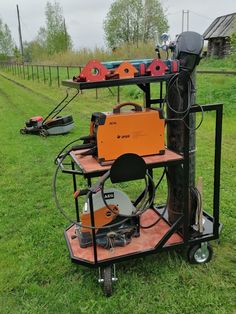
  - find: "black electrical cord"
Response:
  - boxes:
[165,72,193,115]
[53,152,130,230]
[54,138,95,164]
[100,171,156,218]
[165,68,205,131]
[140,168,169,229]
[166,103,204,131]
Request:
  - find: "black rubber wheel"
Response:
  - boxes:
[20,128,27,135]
[188,243,213,264]
[101,266,113,297]
[39,129,49,137]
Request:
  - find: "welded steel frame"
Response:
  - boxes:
[60,77,222,268]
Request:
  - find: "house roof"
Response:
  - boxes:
[203,13,236,39]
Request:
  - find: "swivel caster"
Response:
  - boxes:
[188,242,213,264]
[98,264,117,297]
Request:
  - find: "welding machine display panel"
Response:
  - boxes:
[96,109,165,161]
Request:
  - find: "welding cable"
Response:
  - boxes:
[140,168,169,229]
[166,103,204,131]
[99,171,156,218]
[165,71,193,115]
[54,138,94,164]
[53,154,130,230]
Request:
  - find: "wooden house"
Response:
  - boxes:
[203,13,236,58]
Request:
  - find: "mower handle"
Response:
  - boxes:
[113,102,142,114]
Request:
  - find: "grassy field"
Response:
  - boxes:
[0,69,235,314]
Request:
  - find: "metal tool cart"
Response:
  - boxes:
[54,76,222,295]
[53,71,223,296]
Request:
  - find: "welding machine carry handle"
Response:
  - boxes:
[113,102,143,114]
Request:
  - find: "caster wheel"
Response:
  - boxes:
[40,129,49,137]
[20,128,27,135]
[101,266,113,297]
[188,242,213,264]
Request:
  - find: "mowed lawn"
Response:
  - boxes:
[0,72,235,314]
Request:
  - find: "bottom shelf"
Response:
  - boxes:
[65,209,183,265]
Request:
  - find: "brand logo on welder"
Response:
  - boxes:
[109,121,117,125]
[117,135,130,139]
[104,192,114,200]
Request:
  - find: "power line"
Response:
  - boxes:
[190,10,212,20]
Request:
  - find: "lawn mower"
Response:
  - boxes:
[20,89,79,137]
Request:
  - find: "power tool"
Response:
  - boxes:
[80,102,165,164]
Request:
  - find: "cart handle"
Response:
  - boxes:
[113,102,142,114]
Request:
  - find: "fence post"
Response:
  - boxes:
[31,65,34,81]
[57,66,60,87]
[36,65,39,82]
[67,66,70,79]
[43,66,46,84]
[22,64,25,79]
[27,64,30,80]
[49,66,52,86]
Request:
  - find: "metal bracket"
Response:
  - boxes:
[98,264,118,283]
[115,61,138,79]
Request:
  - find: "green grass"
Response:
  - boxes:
[0,70,235,314]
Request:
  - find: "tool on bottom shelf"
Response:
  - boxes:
[55,153,158,250]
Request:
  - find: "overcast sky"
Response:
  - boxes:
[0,0,236,50]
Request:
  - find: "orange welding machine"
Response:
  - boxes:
[81,102,165,163]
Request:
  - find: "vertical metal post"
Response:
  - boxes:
[145,84,151,108]
[183,112,190,242]
[182,10,184,32]
[88,192,98,263]
[67,66,70,79]
[71,162,80,222]
[160,81,163,108]
[27,64,30,80]
[213,105,223,237]
[117,86,120,103]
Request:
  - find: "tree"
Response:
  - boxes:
[44,1,72,55]
[104,0,168,48]
[0,18,14,57]
[231,32,236,54]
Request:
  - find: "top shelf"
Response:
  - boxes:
[69,148,183,178]
[62,74,174,90]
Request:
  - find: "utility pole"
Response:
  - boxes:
[182,10,190,32]
[16,4,24,60]
[63,19,68,50]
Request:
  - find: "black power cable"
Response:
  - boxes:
[140,168,169,229]
[53,152,130,230]
[99,172,156,218]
